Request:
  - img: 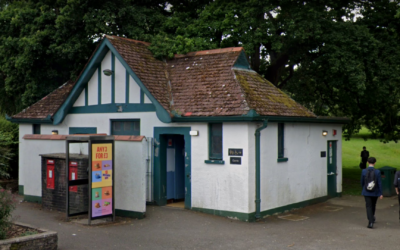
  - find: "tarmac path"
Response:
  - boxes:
[12,195,400,250]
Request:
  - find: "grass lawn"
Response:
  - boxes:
[342,128,400,195]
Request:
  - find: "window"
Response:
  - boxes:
[209,123,223,160]
[111,120,140,135]
[277,123,288,162]
[32,124,40,134]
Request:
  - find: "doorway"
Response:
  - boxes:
[327,141,337,198]
[153,127,192,209]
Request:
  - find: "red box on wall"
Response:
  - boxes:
[46,159,55,189]
[69,161,78,192]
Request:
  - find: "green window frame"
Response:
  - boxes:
[278,123,284,158]
[208,123,223,161]
[32,124,40,134]
[110,119,140,135]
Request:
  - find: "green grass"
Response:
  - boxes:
[342,127,400,195]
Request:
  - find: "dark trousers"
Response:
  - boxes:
[361,159,368,169]
[364,196,378,223]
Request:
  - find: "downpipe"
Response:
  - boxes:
[255,120,268,220]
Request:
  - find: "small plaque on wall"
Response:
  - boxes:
[230,157,241,165]
[228,148,243,156]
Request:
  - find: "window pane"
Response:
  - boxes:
[33,124,40,134]
[124,122,131,131]
[133,121,140,131]
[210,123,222,159]
[278,123,284,158]
[113,122,121,131]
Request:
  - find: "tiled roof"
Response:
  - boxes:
[12,35,315,121]
[106,35,171,114]
[12,80,75,119]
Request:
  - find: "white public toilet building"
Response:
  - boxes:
[8,35,348,221]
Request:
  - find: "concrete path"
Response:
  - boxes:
[12,195,400,250]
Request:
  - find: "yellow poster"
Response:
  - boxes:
[92,144,112,161]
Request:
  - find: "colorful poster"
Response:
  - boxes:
[91,143,113,218]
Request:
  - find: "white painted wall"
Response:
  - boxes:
[114,140,147,213]
[257,123,343,214]
[73,90,85,107]
[88,69,98,106]
[144,94,152,104]
[114,57,126,103]
[101,51,112,104]
[129,76,141,104]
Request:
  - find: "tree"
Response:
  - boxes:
[0,0,168,115]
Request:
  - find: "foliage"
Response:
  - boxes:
[0,0,168,115]
[0,117,18,179]
[0,189,17,240]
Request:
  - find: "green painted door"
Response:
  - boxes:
[153,127,191,209]
[327,141,337,198]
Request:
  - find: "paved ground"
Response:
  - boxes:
[12,195,400,250]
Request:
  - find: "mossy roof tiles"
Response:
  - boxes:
[12,36,315,121]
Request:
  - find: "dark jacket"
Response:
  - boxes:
[360,150,369,160]
[361,167,382,197]
[394,170,400,188]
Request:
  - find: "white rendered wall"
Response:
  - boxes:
[73,90,85,107]
[114,140,147,213]
[257,123,343,213]
[191,123,252,214]
[144,94,152,104]
[88,69,98,105]
[129,76,141,103]
[114,57,126,103]
[101,51,112,104]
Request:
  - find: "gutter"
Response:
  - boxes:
[5,114,53,124]
[255,119,268,220]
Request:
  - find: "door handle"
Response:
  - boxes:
[327,172,335,176]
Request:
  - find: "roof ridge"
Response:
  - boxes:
[174,47,244,58]
[105,35,151,46]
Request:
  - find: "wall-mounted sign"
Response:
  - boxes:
[228,148,243,156]
[91,143,114,218]
[230,157,241,165]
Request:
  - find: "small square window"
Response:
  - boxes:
[32,124,40,134]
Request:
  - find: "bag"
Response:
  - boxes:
[365,169,376,192]
[359,162,364,169]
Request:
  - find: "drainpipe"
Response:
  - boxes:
[255,119,268,220]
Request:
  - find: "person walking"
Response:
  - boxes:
[361,157,382,229]
[360,146,369,169]
[394,170,400,220]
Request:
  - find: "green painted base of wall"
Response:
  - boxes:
[115,209,145,219]
[336,192,342,197]
[192,196,331,222]
[192,207,255,222]
[24,195,42,203]
[18,185,24,195]
[259,196,329,219]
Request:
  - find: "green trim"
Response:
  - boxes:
[125,70,129,104]
[336,192,342,197]
[154,127,191,208]
[52,38,171,125]
[24,195,42,203]
[277,158,288,162]
[111,53,115,104]
[69,103,155,114]
[69,127,97,134]
[192,207,255,222]
[6,114,52,124]
[233,51,251,69]
[172,116,349,124]
[18,185,24,195]
[259,196,329,218]
[115,209,145,219]
[98,65,102,104]
[255,119,268,219]
[140,89,144,104]
[204,160,225,164]
[85,86,88,106]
